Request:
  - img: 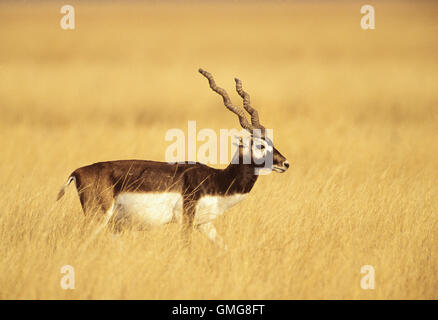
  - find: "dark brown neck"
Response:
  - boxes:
[221,163,259,194]
[218,148,259,195]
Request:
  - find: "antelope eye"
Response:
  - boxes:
[255,144,265,150]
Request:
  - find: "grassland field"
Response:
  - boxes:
[0,0,437,299]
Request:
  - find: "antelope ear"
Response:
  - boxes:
[231,134,243,147]
[232,137,244,147]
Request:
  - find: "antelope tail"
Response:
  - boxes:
[57,175,76,201]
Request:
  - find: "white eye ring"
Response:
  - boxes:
[255,144,265,150]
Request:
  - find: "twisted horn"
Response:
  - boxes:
[234,78,264,130]
[199,68,253,132]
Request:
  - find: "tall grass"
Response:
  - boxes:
[0,1,437,299]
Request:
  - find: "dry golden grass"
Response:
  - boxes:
[0,1,437,299]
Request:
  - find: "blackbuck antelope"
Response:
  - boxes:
[57,69,289,248]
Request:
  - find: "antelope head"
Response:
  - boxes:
[199,68,289,174]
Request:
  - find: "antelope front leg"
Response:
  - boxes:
[182,197,196,247]
[197,222,227,250]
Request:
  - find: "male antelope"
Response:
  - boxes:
[57,69,289,248]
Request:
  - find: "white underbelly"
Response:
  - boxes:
[194,193,247,224]
[113,192,247,227]
[114,192,182,228]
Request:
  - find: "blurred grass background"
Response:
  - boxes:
[0,0,437,299]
